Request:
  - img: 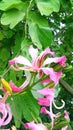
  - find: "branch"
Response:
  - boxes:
[59,79,73,95]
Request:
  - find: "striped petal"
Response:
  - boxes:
[0,103,12,127]
[24,121,46,130]
[43,56,66,67]
[40,68,62,85]
[9,55,32,67]
[29,45,38,62]
[10,76,30,92]
[2,104,12,126]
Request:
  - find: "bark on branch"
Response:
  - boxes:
[59,79,73,95]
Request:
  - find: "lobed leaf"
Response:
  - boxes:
[7,91,40,128]
[0,0,24,11]
[35,0,60,16]
[1,9,25,29]
[28,12,52,49]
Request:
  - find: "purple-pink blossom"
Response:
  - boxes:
[40,107,57,129]
[40,68,62,86]
[24,121,46,130]
[61,126,68,130]
[9,45,66,88]
[64,110,69,120]
[9,45,55,72]
[9,76,30,92]
[37,87,54,106]
[43,56,66,67]
[0,102,12,127]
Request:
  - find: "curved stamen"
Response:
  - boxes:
[53,99,65,109]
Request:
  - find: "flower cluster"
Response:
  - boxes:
[0,92,12,129]
[0,45,69,130]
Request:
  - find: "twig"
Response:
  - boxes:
[60,79,73,95]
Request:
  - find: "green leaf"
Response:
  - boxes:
[31,83,43,99]
[12,33,22,57]
[60,0,71,9]
[7,91,40,128]
[0,48,10,61]
[35,0,60,16]
[70,0,73,5]
[55,84,61,97]
[1,9,25,29]
[8,95,22,128]
[28,12,52,49]
[21,38,31,58]
[0,0,24,11]
[0,31,4,40]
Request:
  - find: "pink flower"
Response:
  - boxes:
[9,45,54,72]
[64,110,69,120]
[38,97,51,106]
[40,68,62,86]
[43,56,66,67]
[9,45,66,87]
[61,111,69,130]
[37,87,54,106]
[24,121,46,130]
[61,126,68,130]
[40,107,57,129]
[0,103,12,127]
[9,76,30,92]
[37,87,54,97]
[37,88,55,129]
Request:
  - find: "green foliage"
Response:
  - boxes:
[28,12,52,49]
[35,0,60,16]
[0,48,10,61]
[0,0,24,11]
[7,91,40,128]
[1,9,25,29]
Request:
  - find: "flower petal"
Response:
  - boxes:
[43,56,66,67]
[40,68,62,85]
[61,126,68,130]
[39,48,54,60]
[29,45,38,62]
[24,121,46,130]
[40,78,51,84]
[0,103,7,127]
[2,104,12,126]
[37,87,54,96]
[64,110,69,120]
[10,81,22,92]
[10,76,30,92]
[38,97,50,106]
[0,103,12,127]
[40,107,56,129]
[9,55,32,67]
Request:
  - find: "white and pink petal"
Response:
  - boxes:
[43,56,66,67]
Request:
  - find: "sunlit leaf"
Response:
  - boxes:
[0,0,24,11]
[28,12,52,49]
[1,9,25,29]
[35,0,60,16]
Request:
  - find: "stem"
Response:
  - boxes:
[25,0,33,38]
[0,66,11,78]
[0,91,10,103]
[60,78,73,95]
[45,81,54,88]
[31,112,39,123]
[29,75,48,88]
[29,72,37,86]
